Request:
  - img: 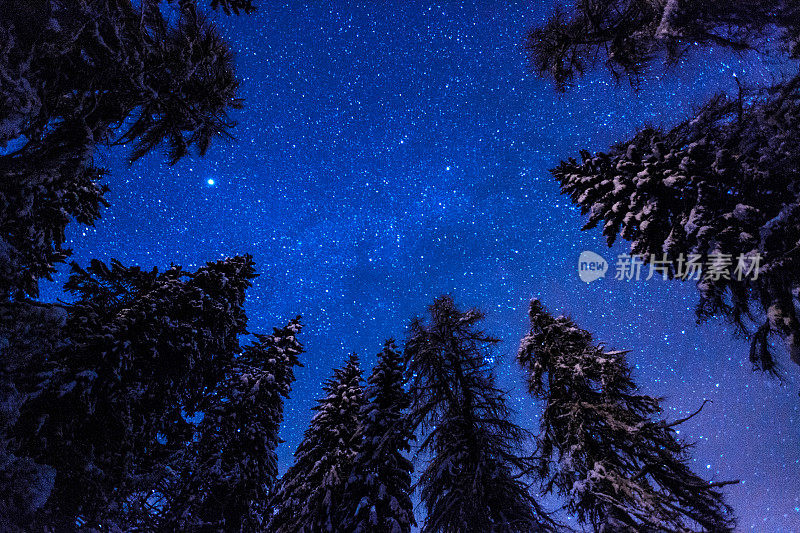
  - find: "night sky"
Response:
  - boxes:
[40,2,800,530]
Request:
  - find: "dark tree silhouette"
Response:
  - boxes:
[519,299,737,532]
[0,1,262,528]
[267,354,365,533]
[526,0,800,372]
[0,0,253,300]
[0,302,62,529]
[406,295,555,533]
[154,319,304,531]
[340,340,416,533]
[8,256,259,529]
[526,1,800,91]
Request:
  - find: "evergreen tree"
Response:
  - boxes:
[7,255,258,529]
[156,319,304,531]
[406,295,554,533]
[526,1,800,91]
[0,302,63,530]
[0,0,254,300]
[268,354,365,533]
[526,1,800,372]
[549,92,800,373]
[340,340,416,533]
[518,299,736,532]
[0,0,267,528]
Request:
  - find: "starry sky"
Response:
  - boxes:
[41,2,800,530]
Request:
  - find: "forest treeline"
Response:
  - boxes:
[2,0,800,531]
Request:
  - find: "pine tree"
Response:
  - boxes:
[268,354,365,533]
[0,0,254,300]
[526,1,800,372]
[518,299,736,532]
[340,340,416,533]
[7,255,258,529]
[156,318,304,531]
[406,296,554,533]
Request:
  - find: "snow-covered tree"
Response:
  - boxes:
[156,318,304,531]
[551,90,800,373]
[0,1,266,528]
[527,1,800,373]
[518,299,736,532]
[0,0,253,300]
[406,296,554,533]
[340,340,415,533]
[7,255,258,529]
[268,354,365,533]
[0,302,63,531]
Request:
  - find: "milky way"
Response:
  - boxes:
[40,2,799,529]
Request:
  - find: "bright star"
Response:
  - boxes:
[207,179,215,186]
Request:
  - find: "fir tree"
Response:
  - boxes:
[340,340,416,533]
[7,256,258,529]
[156,319,304,531]
[268,354,365,533]
[526,1,800,372]
[406,295,554,533]
[518,299,737,532]
[0,0,254,300]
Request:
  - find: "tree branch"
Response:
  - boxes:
[666,399,711,428]
[704,479,741,489]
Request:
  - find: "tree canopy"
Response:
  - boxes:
[527,0,800,372]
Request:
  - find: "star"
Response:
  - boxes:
[41,3,800,529]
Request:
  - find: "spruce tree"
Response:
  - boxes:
[518,299,736,532]
[340,340,415,533]
[0,302,63,530]
[0,0,266,528]
[406,295,554,533]
[156,319,304,531]
[549,96,800,373]
[526,1,800,372]
[7,256,258,529]
[268,354,365,533]
[0,0,253,300]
